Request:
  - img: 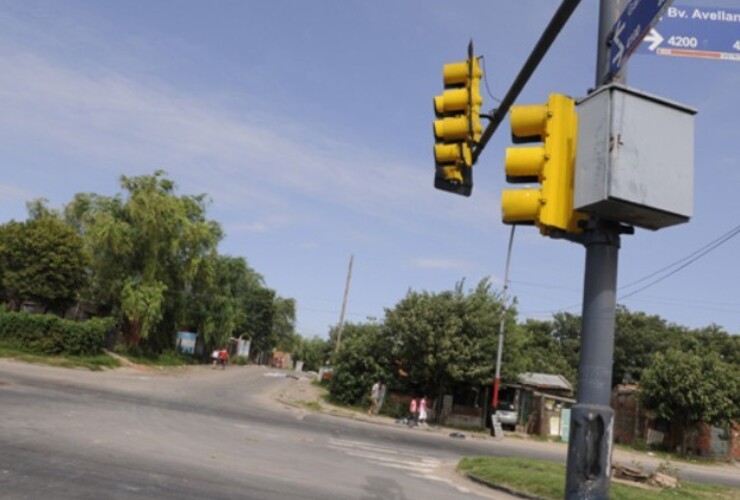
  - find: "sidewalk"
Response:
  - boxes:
[269,371,740,491]
[271,372,498,440]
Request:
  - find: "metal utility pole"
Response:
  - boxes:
[492,226,515,412]
[564,1,627,498]
[334,254,354,353]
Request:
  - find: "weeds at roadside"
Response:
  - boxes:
[0,342,120,371]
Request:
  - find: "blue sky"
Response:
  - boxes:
[1,0,738,338]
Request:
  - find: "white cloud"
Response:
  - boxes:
[0,10,501,238]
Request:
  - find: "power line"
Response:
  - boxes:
[618,224,740,301]
[514,224,740,318]
[618,224,740,292]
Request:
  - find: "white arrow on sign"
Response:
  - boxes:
[611,19,626,68]
[643,28,664,51]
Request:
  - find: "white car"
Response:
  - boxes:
[495,402,517,430]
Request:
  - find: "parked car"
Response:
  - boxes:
[495,401,517,430]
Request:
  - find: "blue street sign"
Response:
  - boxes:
[608,0,675,78]
[636,5,740,61]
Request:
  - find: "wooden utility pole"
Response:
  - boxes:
[334,254,354,353]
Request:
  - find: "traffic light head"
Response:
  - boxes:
[500,94,585,235]
[432,44,483,196]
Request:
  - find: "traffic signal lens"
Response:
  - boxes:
[505,146,546,179]
[510,104,548,141]
[434,116,469,141]
[501,189,540,223]
[434,88,468,115]
[434,143,472,166]
[442,62,469,85]
[441,166,464,183]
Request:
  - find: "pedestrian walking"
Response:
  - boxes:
[418,396,428,426]
[218,349,229,369]
[408,398,418,427]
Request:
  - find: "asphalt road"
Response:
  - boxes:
[0,361,516,499]
[1,360,737,500]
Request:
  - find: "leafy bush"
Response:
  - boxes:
[0,310,112,356]
[232,356,249,366]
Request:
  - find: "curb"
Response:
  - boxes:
[464,473,549,500]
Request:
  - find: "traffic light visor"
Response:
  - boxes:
[434,89,468,115]
[434,116,469,142]
[501,189,540,224]
[510,104,548,142]
[505,146,546,179]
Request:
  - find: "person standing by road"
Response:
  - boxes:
[368,380,380,415]
[408,398,418,427]
[377,382,387,414]
[418,396,428,426]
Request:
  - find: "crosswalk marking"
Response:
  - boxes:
[328,438,441,478]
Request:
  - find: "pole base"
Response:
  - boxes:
[564,404,614,499]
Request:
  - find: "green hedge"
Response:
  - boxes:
[0,310,113,356]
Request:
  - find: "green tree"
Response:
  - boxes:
[0,212,88,314]
[384,278,507,402]
[243,286,276,356]
[291,335,330,372]
[612,307,684,385]
[509,318,577,385]
[329,322,390,405]
[64,171,222,349]
[272,296,296,350]
[185,254,263,351]
[640,348,740,453]
[119,278,167,346]
[681,324,740,367]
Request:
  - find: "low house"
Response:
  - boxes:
[612,384,739,460]
[431,372,576,435]
[507,373,575,438]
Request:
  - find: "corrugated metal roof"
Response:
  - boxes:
[518,372,573,391]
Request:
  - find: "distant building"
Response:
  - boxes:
[612,384,739,460]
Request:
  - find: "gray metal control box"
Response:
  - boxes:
[574,84,697,230]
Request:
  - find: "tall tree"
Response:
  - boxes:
[612,307,685,385]
[64,171,222,348]
[0,211,88,314]
[291,335,330,372]
[272,296,296,350]
[329,322,390,405]
[509,318,577,385]
[243,287,276,355]
[185,254,264,350]
[384,278,507,401]
[640,348,740,453]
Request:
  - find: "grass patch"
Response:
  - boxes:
[614,444,723,467]
[457,456,739,500]
[299,401,322,411]
[114,348,198,367]
[0,342,120,371]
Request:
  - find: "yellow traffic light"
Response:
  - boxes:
[501,94,585,235]
[433,43,483,196]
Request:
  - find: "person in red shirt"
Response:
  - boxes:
[218,349,229,369]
